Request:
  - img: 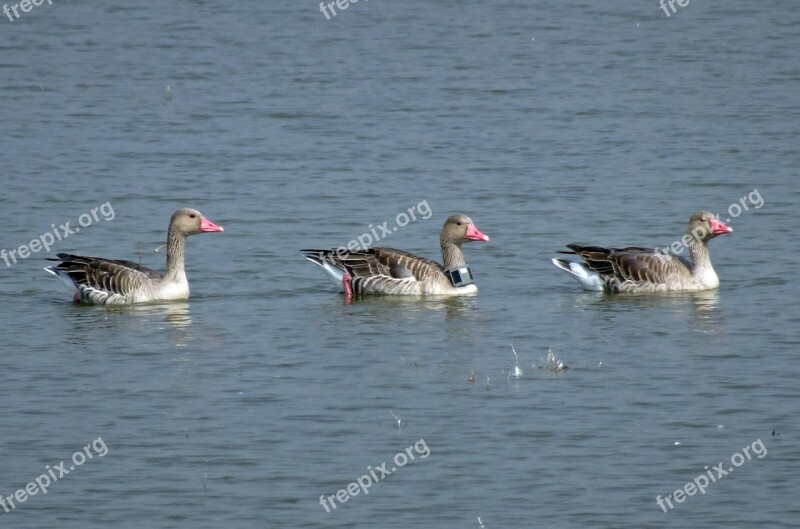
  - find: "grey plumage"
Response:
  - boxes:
[45,208,223,305]
[301,214,490,296]
[552,211,733,293]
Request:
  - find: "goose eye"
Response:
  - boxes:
[456,221,462,226]
[190,214,197,218]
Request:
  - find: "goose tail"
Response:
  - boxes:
[551,258,604,291]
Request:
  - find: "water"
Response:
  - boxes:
[1,1,798,527]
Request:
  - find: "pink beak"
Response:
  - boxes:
[465,223,490,242]
[709,218,732,235]
[200,216,224,233]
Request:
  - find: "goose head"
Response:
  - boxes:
[686,210,732,243]
[440,214,490,246]
[169,208,224,236]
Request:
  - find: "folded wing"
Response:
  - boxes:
[565,245,692,291]
[301,247,444,295]
[45,253,160,304]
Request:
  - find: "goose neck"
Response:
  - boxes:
[164,229,187,281]
[440,238,466,270]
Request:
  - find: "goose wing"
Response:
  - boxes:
[301,247,443,294]
[346,248,442,279]
[566,244,691,287]
[45,253,160,304]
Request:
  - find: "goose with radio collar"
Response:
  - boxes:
[301,214,490,297]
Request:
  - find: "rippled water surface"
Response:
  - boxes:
[1,2,798,528]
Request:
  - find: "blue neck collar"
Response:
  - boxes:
[445,265,474,287]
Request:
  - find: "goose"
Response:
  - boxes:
[551,211,732,293]
[300,214,490,297]
[45,208,223,305]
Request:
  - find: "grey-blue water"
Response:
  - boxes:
[1,1,798,527]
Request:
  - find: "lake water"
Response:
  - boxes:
[1,1,798,528]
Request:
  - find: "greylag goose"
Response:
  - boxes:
[45,208,223,305]
[551,211,732,293]
[301,214,490,297]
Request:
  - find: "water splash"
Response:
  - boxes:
[389,410,404,428]
[538,347,568,372]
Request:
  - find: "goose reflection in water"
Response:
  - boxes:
[565,288,725,336]
[110,302,194,347]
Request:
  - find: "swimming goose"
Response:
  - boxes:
[552,211,732,293]
[45,208,223,305]
[301,214,490,297]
